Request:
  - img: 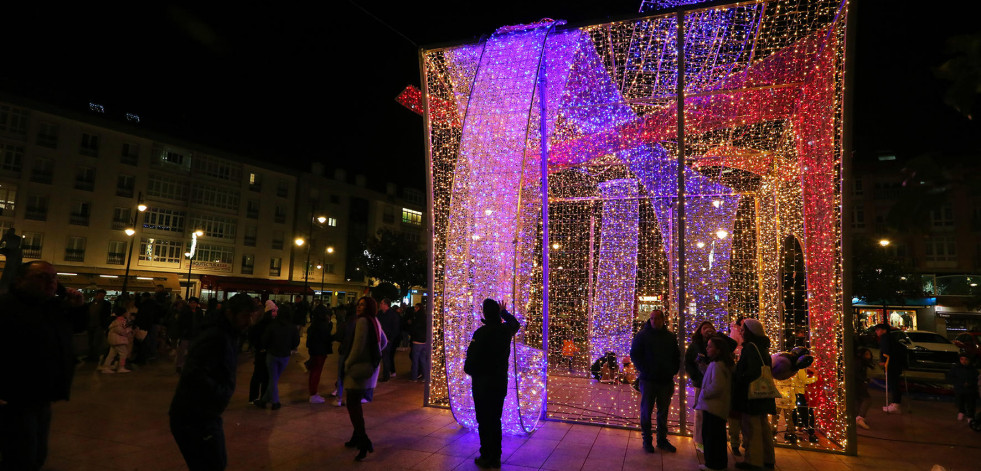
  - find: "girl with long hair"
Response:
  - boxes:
[343,296,387,460]
[696,335,735,471]
[685,320,717,452]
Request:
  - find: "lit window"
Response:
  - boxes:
[401,208,422,226]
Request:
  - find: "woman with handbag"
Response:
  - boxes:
[343,296,388,461]
[733,318,777,471]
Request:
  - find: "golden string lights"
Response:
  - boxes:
[422,0,848,451]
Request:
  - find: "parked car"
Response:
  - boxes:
[893,330,960,370]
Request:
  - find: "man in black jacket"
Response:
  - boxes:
[169,293,257,470]
[464,299,520,469]
[377,298,401,381]
[630,309,681,453]
[0,261,83,470]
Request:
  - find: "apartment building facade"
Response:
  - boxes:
[0,95,428,305]
[850,154,981,336]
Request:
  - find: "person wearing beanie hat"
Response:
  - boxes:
[464,299,520,468]
[264,300,278,315]
[733,318,776,470]
[742,319,765,338]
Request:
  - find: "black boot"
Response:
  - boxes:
[344,432,358,448]
[354,435,373,461]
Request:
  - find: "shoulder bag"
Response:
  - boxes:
[747,343,782,399]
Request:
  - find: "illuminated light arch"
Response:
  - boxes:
[424,0,848,450]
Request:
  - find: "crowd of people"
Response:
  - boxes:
[0,260,432,470]
[4,259,979,470]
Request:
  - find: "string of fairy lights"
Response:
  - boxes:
[424,0,848,450]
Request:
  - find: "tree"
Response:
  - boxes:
[935,33,981,120]
[851,237,924,305]
[355,228,427,301]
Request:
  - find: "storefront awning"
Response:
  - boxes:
[52,267,182,293]
[199,275,314,295]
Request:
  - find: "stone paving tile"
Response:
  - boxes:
[43,346,981,471]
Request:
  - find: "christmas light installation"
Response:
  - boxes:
[421,0,848,452]
[590,179,640,363]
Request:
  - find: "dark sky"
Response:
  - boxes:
[0,1,976,189]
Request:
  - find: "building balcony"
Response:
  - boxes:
[241,265,254,275]
[107,253,126,265]
[244,236,257,247]
[30,171,53,184]
[269,267,281,277]
[25,208,47,221]
[69,213,90,226]
[116,187,134,198]
[74,180,95,192]
[64,249,85,262]
[246,209,259,219]
[22,247,42,259]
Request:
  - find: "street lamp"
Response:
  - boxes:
[300,213,327,303]
[879,238,891,247]
[184,230,204,299]
[121,192,148,294]
[317,245,335,304]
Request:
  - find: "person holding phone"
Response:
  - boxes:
[464,299,520,469]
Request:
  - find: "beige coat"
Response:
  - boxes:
[344,316,388,390]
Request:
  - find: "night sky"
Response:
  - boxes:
[0,1,976,190]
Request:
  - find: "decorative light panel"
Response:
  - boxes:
[424,0,848,451]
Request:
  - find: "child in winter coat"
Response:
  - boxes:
[100,303,137,373]
[695,335,735,471]
[947,353,979,423]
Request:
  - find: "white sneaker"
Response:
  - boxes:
[361,398,369,404]
[856,416,870,430]
[958,413,965,421]
[888,403,900,413]
[329,389,338,397]
[335,399,344,407]
[309,395,325,404]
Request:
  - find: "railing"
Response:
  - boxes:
[107,253,126,265]
[241,265,254,275]
[247,209,259,219]
[75,180,95,191]
[64,249,85,262]
[69,213,90,226]
[244,236,257,246]
[30,171,53,184]
[269,266,281,276]
[25,208,47,221]
[23,247,42,258]
[116,187,134,198]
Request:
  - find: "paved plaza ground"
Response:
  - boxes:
[41,346,981,470]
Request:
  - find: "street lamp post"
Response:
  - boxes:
[121,193,148,295]
[185,230,204,299]
[316,246,334,304]
[298,211,328,304]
